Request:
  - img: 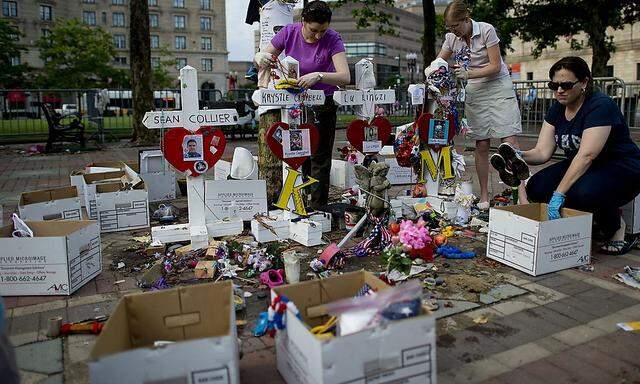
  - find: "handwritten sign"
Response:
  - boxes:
[142,109,239,129]
[252,89,326,106]
[333,89,396,106]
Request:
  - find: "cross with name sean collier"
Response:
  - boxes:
[142,65,239,249]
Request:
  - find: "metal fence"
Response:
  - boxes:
[1,77,638,143]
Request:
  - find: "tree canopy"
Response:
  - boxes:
[36,19,116,88]
[0,19,30,88]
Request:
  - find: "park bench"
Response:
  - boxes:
[38,102,86,152]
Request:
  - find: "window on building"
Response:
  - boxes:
[526,72,533,81]
[173,0,185,8]
[112,12,125,27]
[201,58,213,72]
[174,15,186,29]
[150,35,160,48]
[10,56,20,66]
[201,37,212,50]
[344,42,387,58]
[114,56,127,65]
[151,57,161,68]
[113,34,126,49]
[148,0,157,6]
[41,28,51,38]
[200,16,211,31]
[175,35,186,50]
[83,0,96,3]
[149,14,159,27]
[176,57,187,70]
[83,11,96,25]
[101,11,107,24]
[606,65,614,77]
[200,0,211,10]
[637,63,640,81]
[2,1,18,17]
[112,0,124,5]
[40,5,52,21]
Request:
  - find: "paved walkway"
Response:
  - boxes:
[1,135,639,383]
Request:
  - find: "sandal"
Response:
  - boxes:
[489,154,521,187]
[600,238,637,256]
[498,143,530,181]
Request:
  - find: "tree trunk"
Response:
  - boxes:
[258,109,283,205]
[422,0,437,81]
[130,0,157,145]
[586,5,611,78]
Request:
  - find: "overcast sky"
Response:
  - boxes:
[226,0,303,62]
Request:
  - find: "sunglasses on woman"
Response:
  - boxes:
[547,80,580,91]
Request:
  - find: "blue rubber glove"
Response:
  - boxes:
[548,191,566,220]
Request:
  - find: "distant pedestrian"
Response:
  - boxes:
[434,0,526,208]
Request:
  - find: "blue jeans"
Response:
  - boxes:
[526,158,640,239]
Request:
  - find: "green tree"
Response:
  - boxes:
[0,19,31,88]
[36,19,115,88]
[468,0,640,77]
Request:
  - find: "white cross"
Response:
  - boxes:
[142,65,239,249]
[333,58,396,122]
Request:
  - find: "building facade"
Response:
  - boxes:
[505,22,640,83]
[1,0,229,91]
[395,0,450,17]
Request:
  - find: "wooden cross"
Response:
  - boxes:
[142,65,239,249]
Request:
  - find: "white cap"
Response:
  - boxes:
[230,147,257,180]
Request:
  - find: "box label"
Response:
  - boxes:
[190,367,230,384]
[0,255,68,294]
[204,180,268,221]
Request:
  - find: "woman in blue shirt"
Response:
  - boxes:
[519,57,640,255]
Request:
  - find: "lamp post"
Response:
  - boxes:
[405,52,417,84]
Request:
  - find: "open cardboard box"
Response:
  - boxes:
[90,281,239,384]
[487,203,592,276]
[0,220,101,296]
[273,271,437,384]
[622,193,640,235]
[19,186,82,221]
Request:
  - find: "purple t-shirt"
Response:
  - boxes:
[271,22,345,96]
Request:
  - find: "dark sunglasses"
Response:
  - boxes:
[547,80,580,91]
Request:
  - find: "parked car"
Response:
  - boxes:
[61,104,78,115]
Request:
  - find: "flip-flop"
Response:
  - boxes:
[498,143,530,181]
[600,239,637,256]
[490,153,521,187]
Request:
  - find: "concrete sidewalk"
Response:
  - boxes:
[0,135,639,384]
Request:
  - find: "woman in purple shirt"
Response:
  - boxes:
[255,0,350,209]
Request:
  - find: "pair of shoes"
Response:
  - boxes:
[490,143,530,187]
[600,238,638,256]
[260,269,285,289]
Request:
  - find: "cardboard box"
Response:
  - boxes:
[83,170,129,219]
[18,186,82,221]
[152,223,190,244]
[194,260,217,279]
[204,180,268,222]
[289,219,323,246]
[139,150,169,174]
[0,220,102,296]
[622,194,640,234]
[207,218,244,238]
[384,157,418,185]
[89,281,239,384]
[71,164,124,208]
[487,204,592,276]
[308,211,332,233]
[273,271,437,384]
[251,215,290,243]
[139,150,177,202]
[94,184,150,233]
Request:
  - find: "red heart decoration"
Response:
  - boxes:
[265,122,319,169]
[161,127,226,177]
[346,117,393,154]
[415,113,456,148]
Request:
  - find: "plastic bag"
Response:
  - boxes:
[323,279,422,336]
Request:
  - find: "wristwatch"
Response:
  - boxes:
[317,73,324,82]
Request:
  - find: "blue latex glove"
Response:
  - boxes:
[548,191,566,220]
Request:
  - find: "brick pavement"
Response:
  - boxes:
[0,136,639,383]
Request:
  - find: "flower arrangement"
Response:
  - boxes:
[380,245,412,275]
[389,219,434,261]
